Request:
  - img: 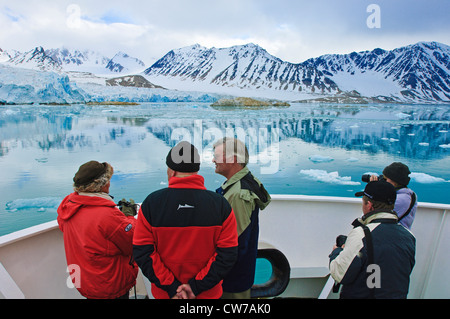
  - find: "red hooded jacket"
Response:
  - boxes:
[57,192,138,299]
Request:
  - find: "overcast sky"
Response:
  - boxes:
[0,0,449,65]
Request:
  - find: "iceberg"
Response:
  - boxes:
[299,169,361,185]
[5,197,62,211]
[308,155,334,163]
[410,173,448,183]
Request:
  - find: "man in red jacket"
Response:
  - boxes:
[133,141,239,299]
[57,161,138,299]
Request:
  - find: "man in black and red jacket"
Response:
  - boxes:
[133,141,238,299]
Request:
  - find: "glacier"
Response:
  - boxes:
[0,64,86,104]
[0,64,223,104]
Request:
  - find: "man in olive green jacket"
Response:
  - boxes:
[213,138,271,299]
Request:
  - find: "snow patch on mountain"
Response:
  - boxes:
[7,47,61,72]
[45,47,111,74]
[330,69,403,97]
[105,52,146,74]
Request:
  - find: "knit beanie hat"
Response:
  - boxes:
[166,141,200,173]
[382,162,411,186]
[73,161,108,187]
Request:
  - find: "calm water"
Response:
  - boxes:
[1,102,450,236]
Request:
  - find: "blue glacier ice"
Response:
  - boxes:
[6,197,62,211]
[0,64,222,105]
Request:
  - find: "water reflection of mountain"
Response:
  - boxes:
[1,106,449,161]
[146,117,450,160]
[0,112,148,156]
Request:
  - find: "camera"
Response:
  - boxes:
[361,174,385,183]
[336,235,347,248]
[117,198,138,216]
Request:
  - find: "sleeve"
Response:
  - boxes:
[188,208,239,296]
[103,208,136,256]
[132,207,181,298]
[329,227,366,284]
[226,190,254,236]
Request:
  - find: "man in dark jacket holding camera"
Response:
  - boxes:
[329,181,416,299]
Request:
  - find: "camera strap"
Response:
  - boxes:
[398,192,416,222]
[332,225,376,296]
[362,225,376,299]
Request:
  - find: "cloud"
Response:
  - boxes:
[2,7,23,22]
[0,0,449,64]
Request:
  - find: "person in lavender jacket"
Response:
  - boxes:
[369,162,417,230]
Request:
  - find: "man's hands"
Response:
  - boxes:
[171,284,196,299]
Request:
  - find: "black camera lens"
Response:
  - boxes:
[362,174,384,183]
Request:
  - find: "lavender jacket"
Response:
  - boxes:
[395,188,417,230]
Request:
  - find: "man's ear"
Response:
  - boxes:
[167,167,176,179]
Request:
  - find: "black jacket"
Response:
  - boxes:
[329,210,416,299]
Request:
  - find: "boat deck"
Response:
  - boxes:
[1,195,449,299]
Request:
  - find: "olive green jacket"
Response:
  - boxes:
[219,166,271,235]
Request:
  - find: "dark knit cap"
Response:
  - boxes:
[383,162,411,186]
[166,141,200,173]
[73,161,107,187]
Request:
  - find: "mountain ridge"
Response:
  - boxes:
[2,46,146,75]
[143,41,450,103]
[1,41,449,103]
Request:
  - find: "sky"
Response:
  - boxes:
[0,0,449,65]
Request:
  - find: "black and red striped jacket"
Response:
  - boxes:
[133,174,238,299]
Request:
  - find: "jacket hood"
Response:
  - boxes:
[57,192,116,222]
[255,184,271,210]
[221,166,271,210]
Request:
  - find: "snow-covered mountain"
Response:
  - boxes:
[0,48,18,63]
[143,41,450,103]
[143,43,339,98]
[304,41,450,102]
[3,46,145,75]
[1,41,449,104]
[7,47,62,72]
[105,52,146,74]
[45,48,111,74]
